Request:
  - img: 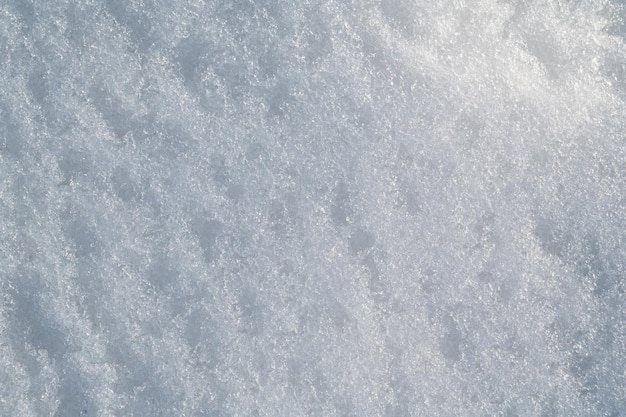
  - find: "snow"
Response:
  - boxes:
[1,0,625,416]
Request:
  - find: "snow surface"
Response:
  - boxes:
[1,0,625,416]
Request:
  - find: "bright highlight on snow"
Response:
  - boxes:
[1,0,625,415]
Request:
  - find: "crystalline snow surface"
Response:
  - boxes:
[1,0,625,416]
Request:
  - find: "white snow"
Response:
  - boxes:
[1,0,625,416]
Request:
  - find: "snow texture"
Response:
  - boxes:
[1,0,625,416]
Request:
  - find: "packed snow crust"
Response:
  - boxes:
[1,0,625,416]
